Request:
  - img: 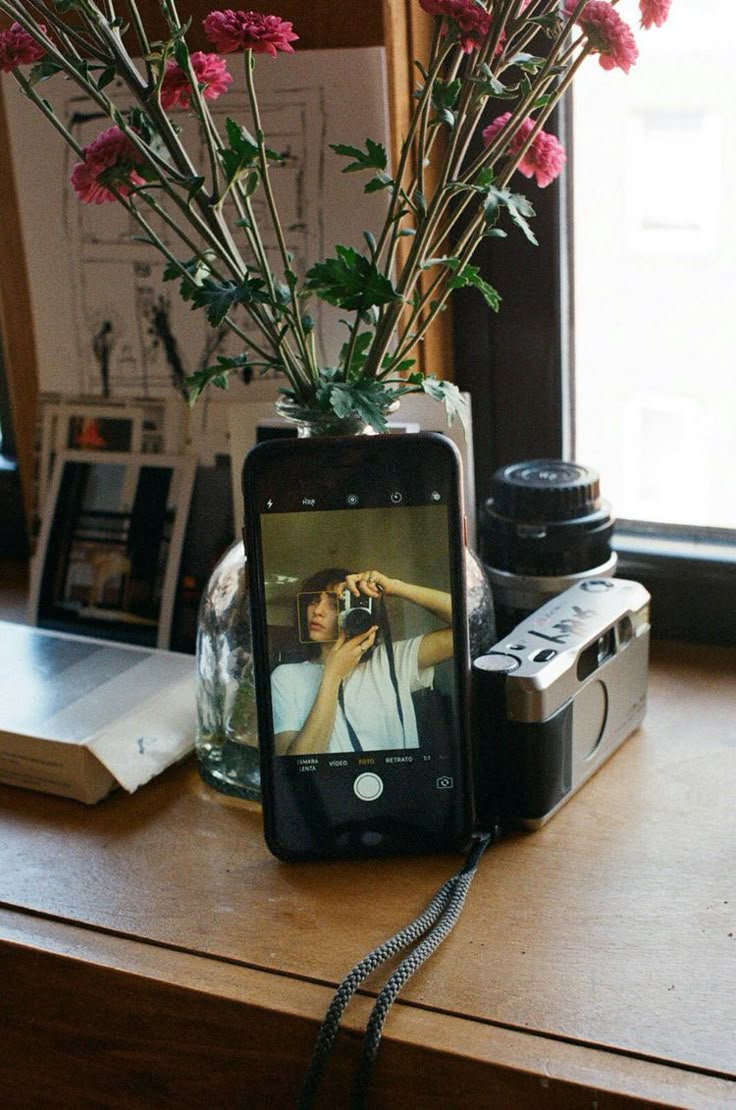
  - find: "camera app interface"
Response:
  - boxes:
[258,492,461,777]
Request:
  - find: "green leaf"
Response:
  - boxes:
[28,55,66,84]
[190,277,269,326]
[185,352,266,403]
[419,377,470,433]
[327,380,396,432]
[184,364,232,405]
[446,263,502,312]
[173,39,190,69]
[304,246,401,313]
[162,255,212,300]
[184,175,206,202]
[431,77,461,126]
[221,118,282,186]
[502,190,538,245]
[507,52,545,73]
[470,68,509,98]
[382,355,416,376]
[339,331,373,378]
[221,118,259,182]
[529,13,564,32]
[330,138,387,174]
[364,172,393,193]
[482,186,538,245]
[97,65,118,90]
[127,106,159,146]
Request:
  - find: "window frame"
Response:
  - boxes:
[453,100,736,647]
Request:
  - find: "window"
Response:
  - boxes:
[574,1,736,533]
[454,5,736,647]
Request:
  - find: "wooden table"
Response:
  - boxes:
[1,641,734,1108]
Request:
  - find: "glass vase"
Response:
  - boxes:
[195,539,260,800]
[194,401,496,802]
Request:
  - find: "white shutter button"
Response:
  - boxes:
[353,772,384,801]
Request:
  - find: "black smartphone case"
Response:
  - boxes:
[243,433,474,860]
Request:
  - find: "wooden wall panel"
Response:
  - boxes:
[134,0,385,50]
[382,0,454,382]
[0,87,38,532]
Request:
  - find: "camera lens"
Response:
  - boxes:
[341,608,374,638]
[480,460,617,637]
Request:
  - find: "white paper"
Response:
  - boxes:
[87,671,195,793]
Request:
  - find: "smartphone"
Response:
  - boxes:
[243,432,474,860]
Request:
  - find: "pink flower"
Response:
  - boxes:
[520,128,567,187]
[70,127,147,206]
[419,0,491,53]
[0,21,46,72]
[482,112,566,188]
[160,51,233,110]
[639,0,671,29]
[203,10,298,57]
[564,0,639,73]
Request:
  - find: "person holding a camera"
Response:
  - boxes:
[270,566,454,756]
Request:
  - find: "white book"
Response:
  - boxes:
[0,621,195,804]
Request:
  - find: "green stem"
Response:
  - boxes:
[244,51,314,383]
[125,0,151,77]
[376,41,452,277]
[369,1,590,374]
[1,0,106,61]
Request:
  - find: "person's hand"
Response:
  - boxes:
[323,625,378,681]
[343,570,396,598]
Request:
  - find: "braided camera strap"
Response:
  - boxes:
[297,830,495,1110]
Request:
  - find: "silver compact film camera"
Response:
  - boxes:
[338,588,376,639]
[472,577,650,829]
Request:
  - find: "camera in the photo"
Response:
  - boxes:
[472,577,650,829]
[338,588,376,639]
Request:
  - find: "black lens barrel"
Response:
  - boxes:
[480,460,615,577]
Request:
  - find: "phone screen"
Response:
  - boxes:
[244,433,473,859]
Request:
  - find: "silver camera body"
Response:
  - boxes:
[472,577,650,828]
[338,588,375,639]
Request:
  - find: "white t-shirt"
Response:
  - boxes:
[271,637,434,753]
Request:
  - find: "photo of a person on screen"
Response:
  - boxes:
[270,566,454,756]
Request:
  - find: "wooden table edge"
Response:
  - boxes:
[1,906,733,1109]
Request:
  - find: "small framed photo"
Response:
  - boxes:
[29,450,196,650]
[36,397,186,525]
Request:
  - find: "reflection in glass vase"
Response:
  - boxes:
[195,539,260,800]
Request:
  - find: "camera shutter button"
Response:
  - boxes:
[354,772,384,801]
[473,652,521,673]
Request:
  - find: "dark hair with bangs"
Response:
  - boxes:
[296,566,388,661]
